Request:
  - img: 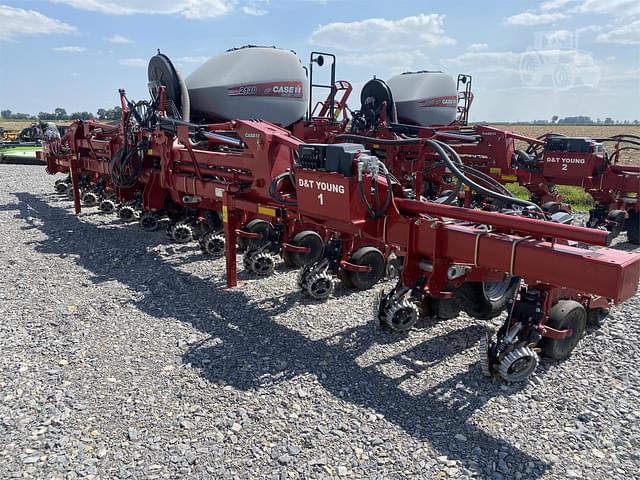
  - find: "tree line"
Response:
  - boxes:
[1,107,122,122]
[539,115,639,125]
[3,108,639,125]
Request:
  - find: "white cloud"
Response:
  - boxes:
[570,0,640,16]
[445,48,601,91]
[310,14,455,51]
[52,46,86,52]
[444,51,520,67]
[118,58,146,67]
[341,50,428,72]
[176,56,210,64]
[506,0,640,32]
[442,51,522,79]
[48,0,233,19]
[468,43,488,51]
[576,25,603,34]
[105,34,133,43]
[540,0,576,11]
[505,11,568,25]
[567,1,640,45]
[533,29,578,48]
[0,5,76,41]
[596,19,640,44]
[242,5,267,16]
[448,49,597,69]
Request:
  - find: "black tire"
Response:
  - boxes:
[539,300,586,360]
[626,210,639,245]
[457,277,520,320]
[430,298,461,320]
[343,247,385,290]
[237,219,273,252]
[337,268,354,288]
[204,210,223,232]
[542,201,561,214]
[586,308,609,328]
[281,231,324,268]
[385,256,403,279]
[606,209,626,238]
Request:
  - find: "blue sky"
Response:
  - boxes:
[0,0,638,121]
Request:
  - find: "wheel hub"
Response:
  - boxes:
[482,277,512,302]
[250,252,276,276]
[383,298,418,332]
[304,271,334,300]
[140,212,160,232]
[81,192,98,207]
[119,206,136,222]
[172,224,193,243]
[99,199,116,214]
[55,182,69,194]
[201,233,225,255]
[497,345,539,382]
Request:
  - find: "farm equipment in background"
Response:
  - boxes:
[9,121,69,143]
[1,122,71,165]
[41,95,215,238]
[38,62,640,382]
[325,74,640,244]
[0,141,43,165]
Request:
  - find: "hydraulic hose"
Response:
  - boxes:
[269,171,297,206]
[375,162,394,217]
[514,149,537,166]
[336,133,465,204]
[594,136,640,147]
[431,140,543,214]
[335,133,541,212]
[462,165,512,196]
[424,161,512,198]
[336,134,427,146]
[358,177,377,219]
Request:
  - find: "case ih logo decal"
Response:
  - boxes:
[418,96,458,108]
[228,81,303,99]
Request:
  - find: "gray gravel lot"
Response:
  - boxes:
[1,164,639,479]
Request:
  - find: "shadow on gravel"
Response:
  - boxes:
[10,192,550,478]
[609,240,639,252]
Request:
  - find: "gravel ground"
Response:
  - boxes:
[1,164,639,480]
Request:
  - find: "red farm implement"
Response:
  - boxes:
[320,74,639,244]
[38,47,640,383]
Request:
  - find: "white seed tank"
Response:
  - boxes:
[185,46,308,126]
[387,71,458,126]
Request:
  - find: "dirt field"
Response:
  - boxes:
[0,120,73,131]
[0,120,73,141]
[492,124,640,165]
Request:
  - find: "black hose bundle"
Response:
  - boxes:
[334,133,542,213]
[110,142,146,189]
[110,92,163,189]
[269,170,297,206]
[423,161,512,201]
[356,162,394,219]
[429,139,542,214]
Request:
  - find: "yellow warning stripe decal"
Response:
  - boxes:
[258,206,276,217]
